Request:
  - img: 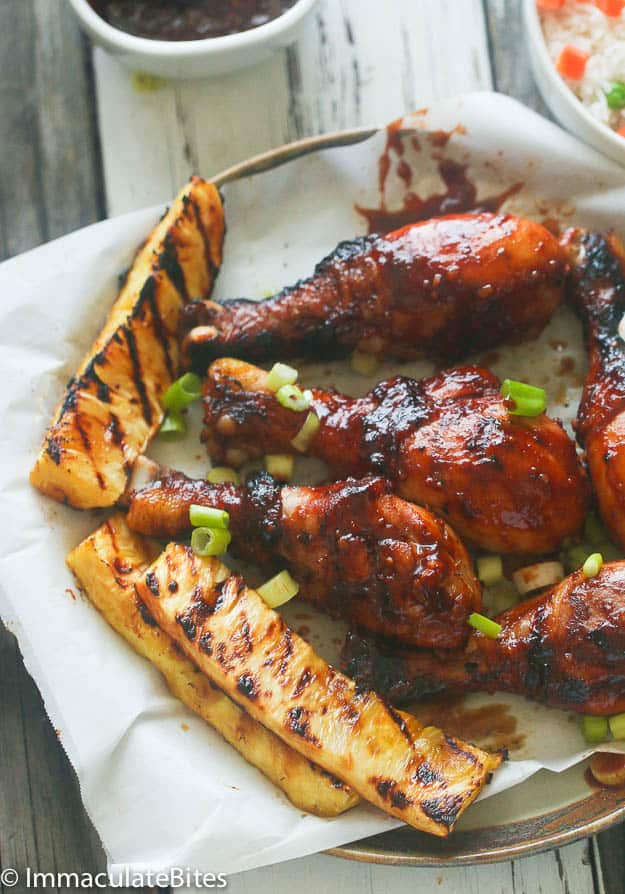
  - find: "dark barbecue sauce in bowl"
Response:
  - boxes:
[88,0,299,42]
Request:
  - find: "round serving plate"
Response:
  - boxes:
[212,127,625,866]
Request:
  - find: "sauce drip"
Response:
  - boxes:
[408,694,524,754]
[357,122,523,234]
[89,0,298,41]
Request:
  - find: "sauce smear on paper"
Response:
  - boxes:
[408,694,524,754]
[357,121,523,233]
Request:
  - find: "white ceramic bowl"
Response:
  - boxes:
[524,0,625,165]
[67,0,319,79]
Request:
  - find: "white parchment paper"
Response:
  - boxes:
[2,93,625,876]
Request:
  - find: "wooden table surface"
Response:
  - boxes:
[1,1,624,891]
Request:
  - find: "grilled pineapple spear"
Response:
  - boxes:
[67,514,358,817]
[31,176,224,510]
[135,544,501,837]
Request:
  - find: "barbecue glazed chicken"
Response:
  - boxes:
[562,228,625,551]
[343,562,625,715]
[126,469,481,650]
[201,359,590,555]
[182,213,566,368]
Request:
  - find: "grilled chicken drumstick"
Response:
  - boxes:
[342,562,625,715]
[201,359,590,555]
[182,213,565,368]
[126,469,481,650]
[562,228,625,551]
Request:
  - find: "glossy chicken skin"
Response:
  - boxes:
[343,562,625,715]
[562,228,625,551]
[182,213,565,368]
[201,359,590,554]
[126,470,481,650]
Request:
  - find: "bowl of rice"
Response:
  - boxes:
[524,0,625,164]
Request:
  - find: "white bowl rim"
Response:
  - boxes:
[523,0,625,155]
[67,0,318,57]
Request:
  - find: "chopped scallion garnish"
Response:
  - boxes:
[257,569,300,608]
[207,466,240,485]
[190,526,231,557]
[276,383,310,412]
[581,715,609,744]
[477,555,503,587]
[582,552,603,579]
[162,372,202,413]
[500,379,546,417]
[266,362,299,392]
[609,713,625,740]
[159,411,186,440]
[468,612,502,639]
[291,411,321,452]
[264,454,295,481]
[189,504,230,529]
[351,350,380,377]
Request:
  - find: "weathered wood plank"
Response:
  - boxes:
[0,0,45,259]
[0,1,107,889]
[95,0,492,216]
[0,1,103,263]
[0,623,106,894]
[483,0,551,116]
[227,840,596,894]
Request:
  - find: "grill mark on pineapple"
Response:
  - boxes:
[237,672,259,700]
[145,571,160,596]
[142,277,175,379]
[107,412,125,448]
[287,706,320,746]
[420,793,465,829]
[124,325,153,424]
[190,197,218,286]
[374,778,411,810]
[443,734,479,766]
[159,233,189,303]
[46,434,63,464]
[74,410,106,489]
[386,704,416,746]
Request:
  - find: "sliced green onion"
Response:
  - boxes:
[584,512,608,546]
[162,372,202,413]
[581,715,609,744]
[468,612,502,639]
[609,713,625,740]
[189,504,230,529]
[477,555,503,587]
[500,379,546,417]
[190,526,231,556]
[291,411,321,452]
[583,552,603,579]
[207,466,240,485]
[266,362,299,392]
[351,350,380,377]
[159,411,186,440]
[607,80,625,110]
[608,714,625,739]
[276,383,310,412]
[264,454,294,481]
[257,569,300,608]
